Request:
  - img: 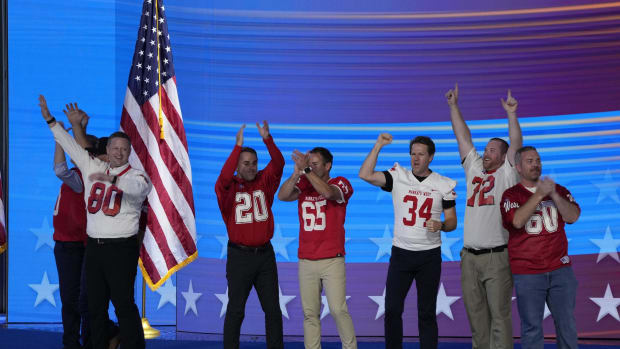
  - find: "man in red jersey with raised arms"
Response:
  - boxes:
[278,147,357,349]
[501,146,580,349]
[215,122,285,349]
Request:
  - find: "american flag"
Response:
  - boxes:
[0,170,6,254]
[120,0,197,290]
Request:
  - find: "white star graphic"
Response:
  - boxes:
[181,280,202,316]
[271,224,295,261]
[136,62,142,69]
[28,271,59,307]
[215,235,228,259]
[435,283,460,320]
[165,46,171,52]
[369,288,386,320]
[543,302,551,320]
[278,286,296,319]
[148,52,153,58]
[369,225,392,261]
[214,287,229,318]
[155,279,176,310]
[135,75,141,81]
[143,24,147,30]
[162,71,167,76]
[590,284,620,322]
[590,226,620,263]
[163,58,169,65]
[138,50,144,56]
[140,37,145,43]
[151,27,156,33]
[143,91,148,96]
[594,170,620,204]
[144,10,150,16]
[145,78,149,84]
[150,40,155,46]
[320,295,351,320]
[440,231,460,261]
[160,5,165,11]
[159,18,164,24]
[30,217,54,251]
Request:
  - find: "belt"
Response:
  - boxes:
[465,244,507,255]
[88,235,137,245]
[228,241,271,253]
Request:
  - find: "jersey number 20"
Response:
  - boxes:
[235,191,268,224]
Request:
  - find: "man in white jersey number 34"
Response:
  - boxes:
[360,135,457,349]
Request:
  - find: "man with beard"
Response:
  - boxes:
[215,122,285,349]
[501,146,580,349]
[445,85,522,349]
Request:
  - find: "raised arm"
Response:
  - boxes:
[297,150,342,201]
[53,121,84,193]
[40,95,91,170]
[215,124,245,191]
[445,84,474,161]
[63,103,90,149]
[258,121,285,176]
[277,151,303,202]
[501,90,522,166]
[358,133,392,187]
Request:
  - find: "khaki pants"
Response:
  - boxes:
[298,257,357,349]
[460,248,513,349]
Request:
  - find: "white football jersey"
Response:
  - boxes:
[462,148,519,249]
[52,125,152,239]
[387,163,457,251]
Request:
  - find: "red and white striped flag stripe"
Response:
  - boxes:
[120,0,197,290]
[0,170,7,254]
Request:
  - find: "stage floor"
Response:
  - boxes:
[1,322,619,349]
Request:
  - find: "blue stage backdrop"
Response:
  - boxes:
[7,0,620,337]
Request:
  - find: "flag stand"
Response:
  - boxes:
[141,276,160,339]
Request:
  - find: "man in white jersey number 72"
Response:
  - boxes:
[445,84,522,349]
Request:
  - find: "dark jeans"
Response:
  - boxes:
[54,241,86,349]
[385,246,442,349]
[224,242,283,349]
[514,266,578,349]
[86,236,144,349]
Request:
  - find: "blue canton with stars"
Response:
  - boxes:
[128,0,176,105]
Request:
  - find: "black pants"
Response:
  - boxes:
[224,242,283,349]
[385,246,442,349]
[54,241,86,349]
[86,236,144,349]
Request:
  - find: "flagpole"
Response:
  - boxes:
[141,276,161,339]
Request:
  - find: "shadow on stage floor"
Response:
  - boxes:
[1,324,619,349]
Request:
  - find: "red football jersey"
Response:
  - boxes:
[53,168,87,242]
[501,183,579,274]
[296,175,353,260]
[215,136,284,246]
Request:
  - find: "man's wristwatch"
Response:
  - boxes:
[303,166,312,174]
